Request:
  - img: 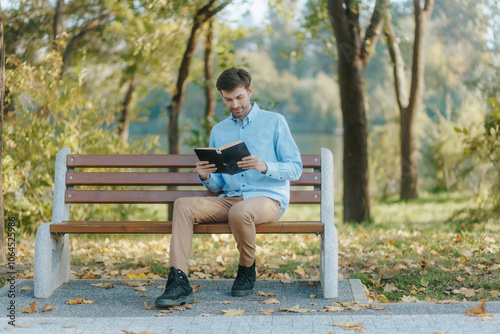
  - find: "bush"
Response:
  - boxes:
[3,52,160,235]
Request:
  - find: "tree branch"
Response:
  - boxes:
[61,11,114,74]
[361,0,389,64]
[327,0,350,44]
[384,7,409,111]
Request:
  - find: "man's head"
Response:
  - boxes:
[216,67,253,121]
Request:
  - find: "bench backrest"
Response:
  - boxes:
[51,148,334,224]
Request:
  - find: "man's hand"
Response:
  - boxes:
[196,161,218,180]
[238,155,268,173]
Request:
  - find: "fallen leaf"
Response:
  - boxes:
[383,283,399,293]
[256,291,276,297]
[260,308,274,315]
[453,287,475,298]
[420,278,430,287]
[29,301,37,312]
[91,283,114,289]
[220,301,233,304]
[135,287,147,291]
[401,295,419,303]
[456,276,465,283]
[489,290,499,297]
[219,309,245,316]
[278,304,310,313]
[62,325,76,328]
[191,284,200,293]
[378,296,390,303]
[294,265,306,277]
[65,297,96,305]
[143,301,157,310]
[40,303,55,312]
[170,304,193,311]
[466,299,494,320]
[198,313,213,317]
[21,307,32,314]
[262,298,280,305]
[20,285,33,291]
[331,321,366,333]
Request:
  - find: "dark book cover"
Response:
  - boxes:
[194,141,250,175]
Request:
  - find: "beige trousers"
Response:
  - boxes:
[169,195,282,274]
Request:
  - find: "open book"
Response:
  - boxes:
[194,141,251,175]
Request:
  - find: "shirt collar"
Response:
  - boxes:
[230,102,260,124]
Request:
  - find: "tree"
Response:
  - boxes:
[326,0,388,222]
[0,3,6,262]
[384,0,434,200]
[167,0,231,154]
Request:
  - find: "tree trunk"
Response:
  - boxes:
[169,20,203,154]
[327,0,388,222]
[385,0,434,200]
[118,74,136,144]
[167,0,231,154]
[53,0,64,53]
[204,18,215,119]
[0,4,6,262]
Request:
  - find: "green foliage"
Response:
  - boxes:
[3,51,160,235]
[449,97,500,228]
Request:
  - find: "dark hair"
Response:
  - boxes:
[216,67,252,92]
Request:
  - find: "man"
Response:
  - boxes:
[155,67,302,307]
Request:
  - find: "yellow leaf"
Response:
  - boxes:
[220,309,245,316]
[278,304,310,313]
[21,306,32,314]
[420,278,429,287]
[378,296,390,303]
[456,276,465,283]
[135,287,147,291]
[198,313,213,317]
[126,272,140,279]
[262,298,280,305]
[260,308,274,315]
[66,297,95,305]
[20,285,33,291]
[143,301,157,310]
[294,265,306,277]
[331,321,366,333]
[256,291,276,297]
[489,290,499,297]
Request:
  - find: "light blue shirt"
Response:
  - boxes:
[201,103,303,217]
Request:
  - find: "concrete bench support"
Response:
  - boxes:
[34,148,71,298]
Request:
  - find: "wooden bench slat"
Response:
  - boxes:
[50,221,324,234]
[66,172,322,186]
[67,154,322,168]
[65,190,322,204]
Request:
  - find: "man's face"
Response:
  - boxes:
[220,86,253,121]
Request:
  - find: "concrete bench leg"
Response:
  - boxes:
[34,223,70,298]
[320,148,338,298]
[320,226,338,298]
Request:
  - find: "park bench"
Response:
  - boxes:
[34,147,338,299]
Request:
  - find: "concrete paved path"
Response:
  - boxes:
[1,279,499,333]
